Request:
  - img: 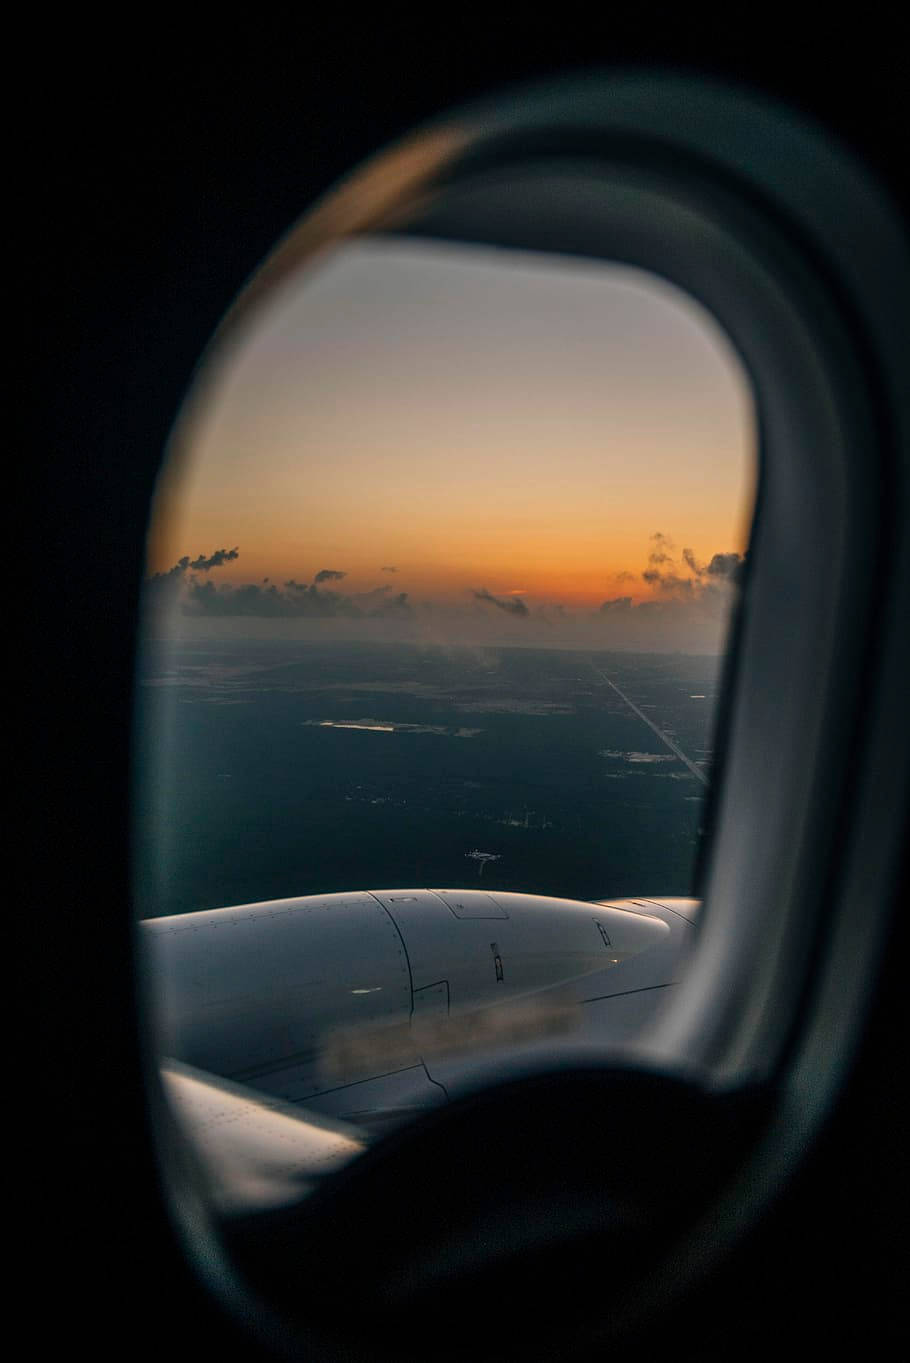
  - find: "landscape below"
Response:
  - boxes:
[134,639,721,918]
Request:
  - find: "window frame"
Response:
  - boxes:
[139,71,910,1353]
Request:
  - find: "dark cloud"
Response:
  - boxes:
[184,579,361,619]
[188,547,239,571]
[148,548,240,584]
[473,588,530,617]
[641,533,687,592]
[148,557,189,585]
[148,545,238,583]
[707,551,744,580]
[680,547,745,582]
[642,566,696,596]
[144,547,240,609]
[142,532,743,651]
[641,533,745,599]
[142,546,414,621]
[173,575,413,621]
[648,532,675,567]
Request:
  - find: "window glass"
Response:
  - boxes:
[135,235,755,1201]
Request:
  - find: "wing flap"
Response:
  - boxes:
[160,1059,367,1216]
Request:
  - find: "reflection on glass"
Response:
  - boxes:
[135,235,755,1211]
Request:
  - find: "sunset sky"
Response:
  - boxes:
[147,235,755,651]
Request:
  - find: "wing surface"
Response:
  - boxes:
[160,1059,367,1216]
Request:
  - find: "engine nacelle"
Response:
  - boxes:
[141,889,674,1113]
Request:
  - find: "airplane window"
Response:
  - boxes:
[134,231,756,1212]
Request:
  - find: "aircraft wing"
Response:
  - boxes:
[160,1059,367,1217]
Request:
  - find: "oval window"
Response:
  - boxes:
[135,227,756,1210]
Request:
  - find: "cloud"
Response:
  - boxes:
[648,531,675,566]
[142,547,417,625]
[641,533,745,600]
[148,547,240,584]
[641,567,695,596]
[707,551,744,580]
[143,532,744,653]
[681,547,745,582]
[473,587,530,617]
[642,533,696,595]
[144,547,241,610]
[188,547,239,571]
[183,579,362,618]
[147,558,189,586]
[163,574,415,622]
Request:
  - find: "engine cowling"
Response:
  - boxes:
[141,889,672,1111]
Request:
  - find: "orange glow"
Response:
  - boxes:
[148,236,754,643]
